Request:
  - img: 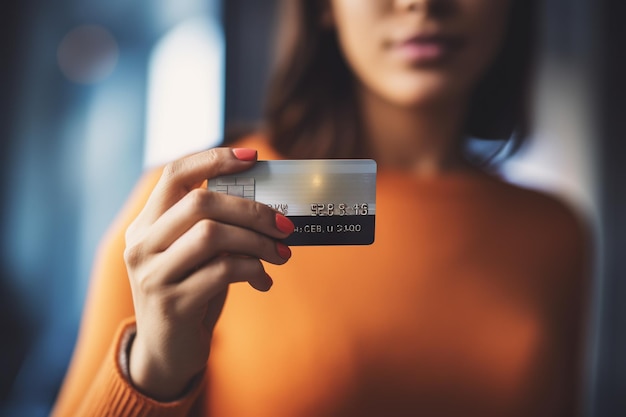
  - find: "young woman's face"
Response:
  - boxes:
[328,0,514,107]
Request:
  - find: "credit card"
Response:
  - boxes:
[208,160,376,245]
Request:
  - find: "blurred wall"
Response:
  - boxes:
[223,0,279,128]
[0,1,222,415]
[0,1,31,408]
[592,0,626,414]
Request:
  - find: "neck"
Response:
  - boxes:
[359,88,472,177]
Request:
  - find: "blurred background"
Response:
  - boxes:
[0,0,624,416]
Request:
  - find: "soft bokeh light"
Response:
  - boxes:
[144,17,224,168]
[57,25,119,84]
[502,60,598,219]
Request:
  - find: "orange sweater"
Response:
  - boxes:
[52,137,589,417]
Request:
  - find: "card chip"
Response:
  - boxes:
[215,177,255,200]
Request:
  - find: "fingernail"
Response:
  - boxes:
[232,148,257,161]
[275,213,294,234]
[276,242,291,260]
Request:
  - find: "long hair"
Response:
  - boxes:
[263,0,537,160]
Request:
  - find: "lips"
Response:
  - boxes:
[388,34,463,64]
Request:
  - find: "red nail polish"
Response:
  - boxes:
[232,148,257,161]
[276,242,291,260]
[275,213,295,234]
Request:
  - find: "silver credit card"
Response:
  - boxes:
[208,160,376,245]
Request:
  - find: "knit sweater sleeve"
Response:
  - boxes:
[51,168,204,416]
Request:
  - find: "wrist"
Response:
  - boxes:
[128,334,202,402]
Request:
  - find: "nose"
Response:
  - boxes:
[395,0,425,12]
[394,0,453,17]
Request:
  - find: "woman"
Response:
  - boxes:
[52,0,589,416]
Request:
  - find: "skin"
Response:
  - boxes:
[126,149,294,400]
[127,0,515,400]
[329,0,513,173]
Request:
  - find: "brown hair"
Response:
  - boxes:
[263,0,537,159]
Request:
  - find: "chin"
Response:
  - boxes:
[358,69,473,110]
[386,85,463,109]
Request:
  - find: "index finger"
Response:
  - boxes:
[140,147,257,226]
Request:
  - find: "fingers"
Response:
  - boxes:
[122,145,295,302]
[144,187,293,253]
[140,147,258,226]
[176,256,271,313]
[145,218,291,285]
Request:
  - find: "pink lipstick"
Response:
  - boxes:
[389,34,462,64]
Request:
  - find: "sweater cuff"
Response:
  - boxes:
[76,317,205,417]
[117,320,136,382]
